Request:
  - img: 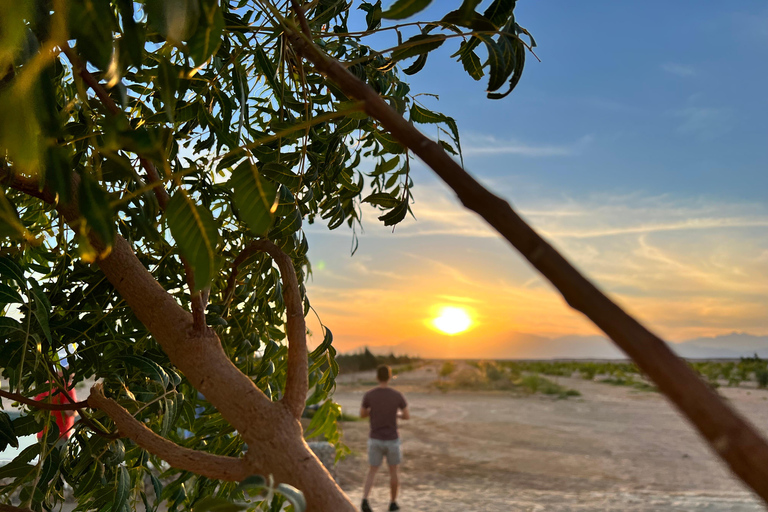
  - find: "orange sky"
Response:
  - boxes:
[304,184,768,358]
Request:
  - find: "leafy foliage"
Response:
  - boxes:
[0,0,532,510]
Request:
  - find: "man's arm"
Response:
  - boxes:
[360,406,371,418]
[397,406,410,420]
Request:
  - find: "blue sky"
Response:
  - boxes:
[302,1,768,356]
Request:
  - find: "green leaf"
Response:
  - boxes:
[166,191,220,290]
[402,53,428,75]
[410,104,462,153]
[259,162,301,191]
[69,0,115,70]
[0,411,18,452]
[114,466,130,512]
[382,0,432,20]
[230,161,278,236]
[378,199,408,226]
[188,0,225,66]
[457,0,482,21]
[459,46,484,81]
[487,37,526,99]
[268,210,302,240]
[0,317,23,335]
[482,36,507,92]
[309,327,334,360]
[0,190,35,243]
[193,497,248,512]
[116,355,170,388]
[0,282,23,305]
[156,57,179,123]
[483,0,517,28]
[78,173,116,251]
[0,256,27,286]
[235,474,266,494]
[146,0,200,43]
[360,1,383,31]
[276,483,307,512]
[0,2,32,70]
[253,43,280,96]
[362,192,400,209]
[117,0,143,67]
[11,415,42,437]
[391,34,446,63]
[29,280,51,343]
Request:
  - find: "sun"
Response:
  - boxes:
[431,306,473,335]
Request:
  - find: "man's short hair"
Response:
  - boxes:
[376,365,392,382]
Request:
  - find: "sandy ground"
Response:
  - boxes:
[333,364,768,511]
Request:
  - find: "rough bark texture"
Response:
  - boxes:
[286,29,768,503]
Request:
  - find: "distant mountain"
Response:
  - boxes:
[673,332,768,359]
[358,331,768,360]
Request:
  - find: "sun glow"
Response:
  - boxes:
[431,306,473,335]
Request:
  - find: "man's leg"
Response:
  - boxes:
[388,464,399,503]
[363,465,379,500]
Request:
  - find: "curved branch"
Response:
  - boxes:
[88,384,255,481]
[0,389,89,411]
[286,27,768,502]
[226,241,308,418]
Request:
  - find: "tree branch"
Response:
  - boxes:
[88,384,255,481]
[0,389,89,411]
[286,28,768,503]
[290,0,312,39]
[226,241,308,419]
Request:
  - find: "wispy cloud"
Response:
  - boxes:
[674,106,733,140]
[461,133,593,157]
[662,62,696,77]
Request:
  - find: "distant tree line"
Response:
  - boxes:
[334,348,417,374]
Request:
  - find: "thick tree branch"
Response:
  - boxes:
[88,384,255,481]
[227,241,308,419]
[287,29,768,502]
[0,388,89,411]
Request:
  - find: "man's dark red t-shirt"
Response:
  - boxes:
[361,387,407,441]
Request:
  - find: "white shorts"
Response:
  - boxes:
[368,438,401,466]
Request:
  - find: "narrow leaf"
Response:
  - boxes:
[230,161,278,235]
[382,0,432,20]
[166,192,220,290]
[391,34,445,62]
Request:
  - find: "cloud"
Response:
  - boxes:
[674,106,733,140]
[460,133,593,157]
[662,63,696,77]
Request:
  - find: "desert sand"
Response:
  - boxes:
[333,363,767,511]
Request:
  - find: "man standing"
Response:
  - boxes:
[360,365,409,512]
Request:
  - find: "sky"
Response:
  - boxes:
[302,1,768,358]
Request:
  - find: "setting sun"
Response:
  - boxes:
[431,306,473,335]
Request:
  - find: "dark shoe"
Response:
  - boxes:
[389,502,400,511]
[361,498,373,512]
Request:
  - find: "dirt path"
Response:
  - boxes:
[333,363,766,511]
